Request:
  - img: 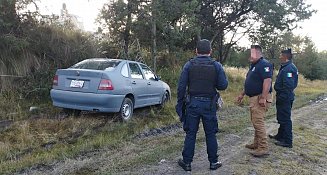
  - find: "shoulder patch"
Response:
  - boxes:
[264,67,270,72]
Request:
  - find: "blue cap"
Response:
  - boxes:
[281,48,292,54]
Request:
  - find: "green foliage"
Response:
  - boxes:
[97,0,315,64]
[224,48,250,68]
[0,0,100,120]
[153,0,199,51]
[294,43,327,80]
[247,30,327,80]
[98,0,199,56]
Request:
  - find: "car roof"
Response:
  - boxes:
[85,58,124,62]
[85,58,145,64]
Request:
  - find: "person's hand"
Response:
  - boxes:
[258,97,266,107]
[236,94,244,104]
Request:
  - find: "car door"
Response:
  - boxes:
[140,64,163,105]
[128,62,149,108]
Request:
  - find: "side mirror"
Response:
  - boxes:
[156,76,161,81]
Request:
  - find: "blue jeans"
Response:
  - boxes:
[276,95,294,145]
[182,97,218,163]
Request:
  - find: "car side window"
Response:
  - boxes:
[121,63,129,78]
[129,63,144,79]
[140,64,156,80]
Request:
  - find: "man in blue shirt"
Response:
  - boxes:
[176,39,228,171]
[269,48,298,148]
[237,45,273,157]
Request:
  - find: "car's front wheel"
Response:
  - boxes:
[120,98,134,121]
[156,91,169,109]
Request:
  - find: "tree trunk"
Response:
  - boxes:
[214,30,224,63]
[123,0,132,58]
[151,1,157,73]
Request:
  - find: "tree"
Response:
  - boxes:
[0,0,99,91]
[98,0,144,58]
[98,0,314,64]
[292,38,327,80]
[98,0,198,71]
[0,0,38,53]
[195,0,315,63]
[224,47,250,68]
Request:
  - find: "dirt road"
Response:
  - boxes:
[20,97,327,175]
[124,97,327,175]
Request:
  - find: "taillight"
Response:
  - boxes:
[98,79,114,90]
[53,75,58,86]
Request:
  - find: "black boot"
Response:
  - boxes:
[210,161,222,170]
[178,159,191,171]
[275,141,292,148]
[268,134,282,141]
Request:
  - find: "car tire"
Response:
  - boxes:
[120,98,134,121]
[158,91,169,108]
[62,108,81,117]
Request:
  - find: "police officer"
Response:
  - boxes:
[269,48,298,148]
[237,45,273,157]
[175,39,228,171]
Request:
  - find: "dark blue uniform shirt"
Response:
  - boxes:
[244,57,273,97]
[176,56,228,118]
[274,60,298,101]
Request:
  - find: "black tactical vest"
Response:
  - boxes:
[188,59,217,97]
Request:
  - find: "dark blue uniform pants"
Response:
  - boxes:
[182,97,218,164]
[276,96,293,145]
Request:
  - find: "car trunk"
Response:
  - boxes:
[54,69,105,93]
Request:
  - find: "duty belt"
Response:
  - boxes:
[192,96,212,101]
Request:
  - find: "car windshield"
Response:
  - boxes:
[70,59,121,70]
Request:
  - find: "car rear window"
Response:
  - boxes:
[70,59,121,70]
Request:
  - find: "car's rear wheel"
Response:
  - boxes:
[62,108,81,117]
[120,98,134,121]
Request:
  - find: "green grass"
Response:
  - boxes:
[0,101,179,174]
[0,66,326,174]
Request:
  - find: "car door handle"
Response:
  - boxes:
[132,81,136,84]
[147,82,151,85]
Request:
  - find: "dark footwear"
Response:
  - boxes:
[245,143,257,150]
[210,161,222,170]
[178,159,191,171]
[268,134,278,140]
[251,148,269,157]
[268,134,282,141]
[275,141,293,148]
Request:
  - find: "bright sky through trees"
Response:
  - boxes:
[39,0,327,51]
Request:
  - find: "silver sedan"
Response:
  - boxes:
[50,58,171,120]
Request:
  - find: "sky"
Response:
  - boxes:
[38,0,108,32]
[37,0,327,51]
[293,0,327,51]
